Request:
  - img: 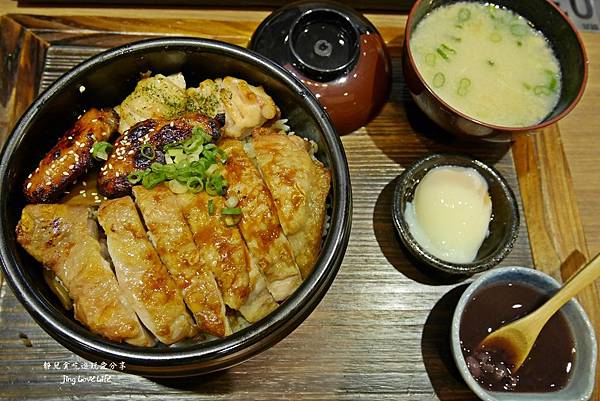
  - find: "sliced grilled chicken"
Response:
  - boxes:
[178,191,277,321]
[239,255,279,323]
[186,76,279,139]
[219,139,302,301]
[115,73,187,133]
[251,131,330,278]
[97,112,221,198]
[132,185,231,337]
[97,197,197,344]
[23,108,119,204]
[15,204,155,346]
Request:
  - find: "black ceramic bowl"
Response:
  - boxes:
[392,154,519,275]
[403,0,588,141]
[0,38,352,377]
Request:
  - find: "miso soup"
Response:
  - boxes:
[409,2,561,127]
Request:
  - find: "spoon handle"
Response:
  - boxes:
[535,253,600,324]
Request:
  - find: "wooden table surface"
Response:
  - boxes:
[0,2,599,400]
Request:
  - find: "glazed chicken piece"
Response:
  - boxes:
[15,204,155,346]
[115,73,187,133]
[178,192,278,322]
[23,108,119,203]
[97,112,221,198]
[133,185,231,337]
[251,131,331,278]
[220,139,302,301]
[97,197,197,344]
[186,77,279,139]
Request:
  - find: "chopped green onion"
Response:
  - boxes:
[534,85,551,96]
[432,72,446,88]
[457,78,472,96]
[490,32,502,43]
[436,48,448,60]
[222,215,241,227]
[510,24,527,37]
[127,170,145,184]
[91,141,113,161]
[516,40,523,47]
[487,60,495,67]
[523,83,532,90]
[440,44,456,54]
[168,179,188,194]
[549,77,558,92]
[140,143,155,160]
[221,207,242,215]
[454,24,463,29]
[450,36,462,43]
[425,53,436,66]
[142,171,165,189]
[208,199,215,215]
[457,8,471,22]
[186,177,204,193]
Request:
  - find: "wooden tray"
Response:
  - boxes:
[0,14,597,400]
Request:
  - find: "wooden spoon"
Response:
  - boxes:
[478,253,600,372]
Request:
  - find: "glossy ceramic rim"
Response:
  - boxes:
[450,266,597,401]
[392,153,519,275]
[288,8,361,77]
[0,37,353,377]
[404,0,589,133]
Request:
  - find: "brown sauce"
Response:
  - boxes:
[460,282,576,392]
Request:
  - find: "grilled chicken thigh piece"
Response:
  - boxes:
[15,204,154,346]
[133,185,231,337]
[251,131,330,278]
[178,192,278,322]
[219,139,302,301]
[23,108,119,203]
[115,73,187,133]
[97,112,221,198]
[186,77,278,139]
[98,197,197,344]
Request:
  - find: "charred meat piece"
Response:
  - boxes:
[97,196,198,345]
[97,113,221,198]
[23,108,119,204]
[15,204,155,346]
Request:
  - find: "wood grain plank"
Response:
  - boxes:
[0,11,593,400]
[513,126,600,399]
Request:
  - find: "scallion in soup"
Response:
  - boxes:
[410,2,561,127]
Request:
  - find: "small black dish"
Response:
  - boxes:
[392,154,519,275]
[0,37,352,377]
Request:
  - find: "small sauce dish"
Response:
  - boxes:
[451,266,597,400]
[392,153,519,275]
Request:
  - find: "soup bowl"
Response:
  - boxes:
[402,0,588,141]
[0,38,352,377]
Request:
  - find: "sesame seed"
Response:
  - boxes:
[82,181,87,187]
[67,136,73,140]
[27,173,32,179]
[91,119,97,123]
[169,122,174,127]
[79,85,86,93]
[91,192,97,196]
[26,182,32,189]
[103,171,108,176]
[62,172,69,176]
[82,193,87,197]
[46,181,51,186]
